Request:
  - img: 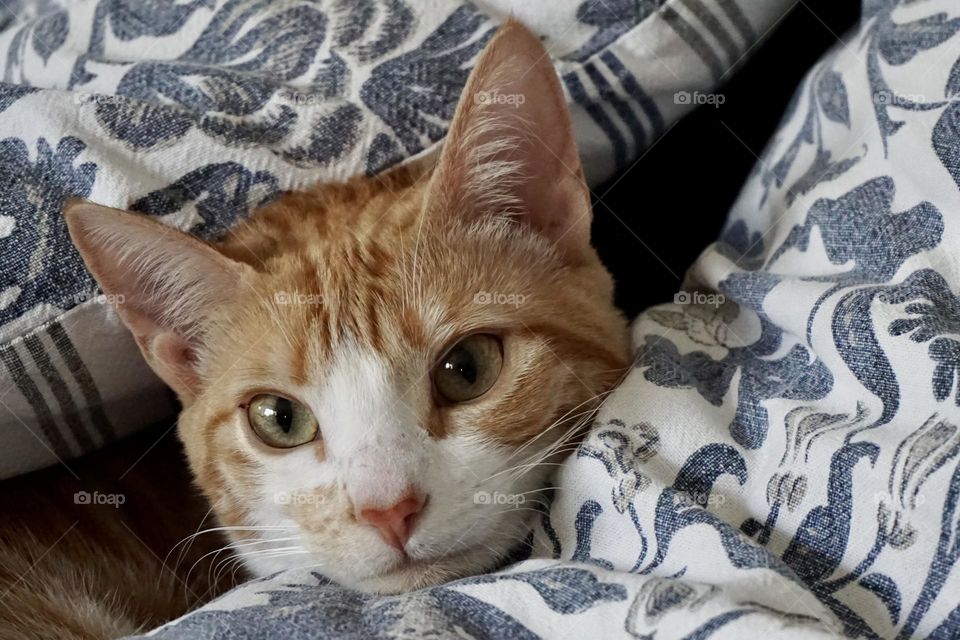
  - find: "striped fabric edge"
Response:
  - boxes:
[0,317,118,463]
[663,0,763,80]
[563,50,666,171]
[560,0,789,183]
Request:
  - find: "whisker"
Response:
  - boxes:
[499,390,614,466]
[483,413,595,484]
[164,506,215,591]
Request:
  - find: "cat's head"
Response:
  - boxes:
[65,20,630,593]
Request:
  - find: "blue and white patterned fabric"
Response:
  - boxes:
[0,0,788,479]
[130,1,960,638]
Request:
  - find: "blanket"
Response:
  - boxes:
[132,1,960,638]
[0,0,788,478]
[5,0,960,639]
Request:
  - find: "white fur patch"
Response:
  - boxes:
[314,343,428,510]
[236,341,552,590]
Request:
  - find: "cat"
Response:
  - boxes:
[0,430,238,640]
[3,18,629,637]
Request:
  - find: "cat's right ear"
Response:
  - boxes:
[425,19,593,263]
[64,200,251,402]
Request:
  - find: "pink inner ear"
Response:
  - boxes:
[64,200,248,401]
[120,306,201,393]
[152,332,199,389]
[428,19,593,260]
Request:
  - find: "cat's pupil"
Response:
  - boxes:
[273,397,294,433]
[246,394,318,448]
[446,348,478,385]
[432,334,502,404]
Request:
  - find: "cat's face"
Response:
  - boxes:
[65,20,630,593]
[175,170,627,591]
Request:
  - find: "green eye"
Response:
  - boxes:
[433,334,503,404]
[247,394,319,448]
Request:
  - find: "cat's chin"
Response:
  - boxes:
[241,524,524,595]
[339,510,538,594]
[237,532,507,594]
[341,543,504,594]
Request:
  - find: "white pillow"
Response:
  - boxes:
[0,0,793,477]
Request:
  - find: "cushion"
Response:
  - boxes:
[128,0,960,638]
[0,0,792,479]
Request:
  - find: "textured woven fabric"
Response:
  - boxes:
[0,0,788,479]
[130,1,960,638]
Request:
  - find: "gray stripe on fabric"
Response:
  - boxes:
[47,321,116,440]
[0,343,72,458]
[661,5,725,80]
[564,69,630,168]
[599,51,665,135]
[679,0,740,63]
[583,62,647,152]
[716,0,757,44]
[23,334,95,452]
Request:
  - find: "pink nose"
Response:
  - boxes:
[358,491,427,551]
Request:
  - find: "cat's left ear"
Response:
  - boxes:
[426,18,592,261]
[64,200,252,402]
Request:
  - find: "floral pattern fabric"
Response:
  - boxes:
[0,0,786,478]
[135,1,960,638]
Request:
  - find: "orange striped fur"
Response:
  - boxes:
[3,18,630,638]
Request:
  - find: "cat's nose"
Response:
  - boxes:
[357,489,427,551]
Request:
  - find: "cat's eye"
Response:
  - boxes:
[246,394,319,448]
[433,334,503,404]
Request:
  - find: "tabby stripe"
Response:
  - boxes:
[583,61,647,151]
[0,343,72,458]
[661,5,725,80]
[23,334,96,452]
[48,321,116,440]
[716,0,757,44]
[563,70,628,168]
[678,0,740,64]
[599,51,665,136]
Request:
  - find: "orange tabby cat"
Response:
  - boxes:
[0,428,240,639]
[0,19,629,638]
